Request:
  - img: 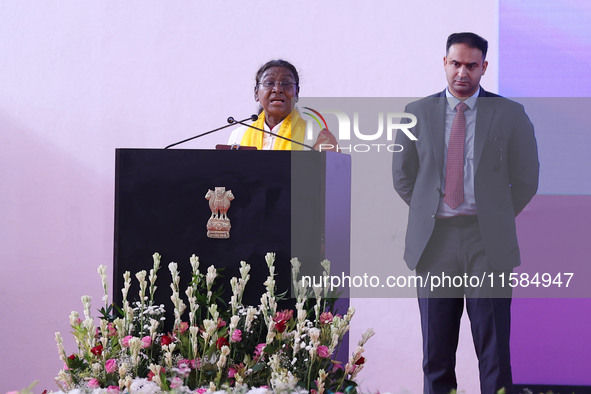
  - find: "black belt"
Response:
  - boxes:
[436,215,478,227]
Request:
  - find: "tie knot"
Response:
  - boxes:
[456,101,468,112]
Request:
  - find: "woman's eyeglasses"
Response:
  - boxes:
[259,80,297,89]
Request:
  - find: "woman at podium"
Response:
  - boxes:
[228,59,338,151]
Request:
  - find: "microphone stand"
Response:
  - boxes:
[228,117,317,151]
[164,115,257,149]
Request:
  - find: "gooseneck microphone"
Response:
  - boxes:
[227,114,259,124]
[227,116,317,151]
[164,115,258,149]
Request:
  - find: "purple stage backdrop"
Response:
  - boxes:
[500,0,591,385]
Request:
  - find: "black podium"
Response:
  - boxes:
[113,149,351,317]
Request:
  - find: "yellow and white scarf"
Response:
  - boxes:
[240,109,306,150]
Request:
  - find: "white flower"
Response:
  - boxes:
[266,321,276,344]
[97,265,109,306]
[239,260,251,279]
[264,252,276,268]
[290,257,301,272]
[81,295,92,319]
[217,345,231,369]
[209,304,219,322]
[246,388,272,394]
[149,318,160,338]
[329,332,340,352]
[245,306,257,331]
[230,277,238,293]
[68,311,79,326]
[308,327,321,343]
[189,254,200,275]
[190,326,199,337]
[54,332,67,362]
[270,369,299,392]
[320,259,331,275]
[229,315,240,331]
[263,276,275,291]
[129,378,160,394]
[312,284,323,299]
[202,319,217,336]
[135,270,147,285]
[119,362,128,378]
[122,271,131,300]
[206,265,217,289]
[359,327,376,346]
[345,306,356,320]
[152,252,161,272]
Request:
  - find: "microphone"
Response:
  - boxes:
[164,115,258,149]
[227,114,259,124]
[228,116,317,151]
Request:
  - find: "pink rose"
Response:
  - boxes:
[317,345,331,358]
[176,359,192,376]
[196,389,208,394]
[228,366,237,378]
[178,358,198,369]
[178,358,191,368]
[87,379,100,389]
[231,329,242,343]
[105,358,117,373]
[319,312,334,325]
[122,335,133,348]
[141,336,152,349]
[170,377,183,389]
[178,322,189,333]
[106,386,120,394]
[254,343,266,360]
[107,323,117,337]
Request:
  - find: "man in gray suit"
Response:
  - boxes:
[392,32,539,394]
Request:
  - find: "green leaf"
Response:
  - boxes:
[251,361,266,372]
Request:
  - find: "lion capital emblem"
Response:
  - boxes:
[205,187,234,238]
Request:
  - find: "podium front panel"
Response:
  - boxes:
[114,149,351,317]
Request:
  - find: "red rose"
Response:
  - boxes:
[216,337,229,349]
[161,334,173,346]
[355,356,365,365]
[91,344,103,357]
[272,309,293,333]
[68,354,76,360]
[275,320,287,333]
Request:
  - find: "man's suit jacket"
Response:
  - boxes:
[392,88,539,271]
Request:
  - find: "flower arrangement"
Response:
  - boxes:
[54,253,374,393]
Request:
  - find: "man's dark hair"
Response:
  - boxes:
[446,32,488,59]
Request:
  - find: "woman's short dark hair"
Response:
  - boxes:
[446,32,488,59]
[254,59,300,91]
